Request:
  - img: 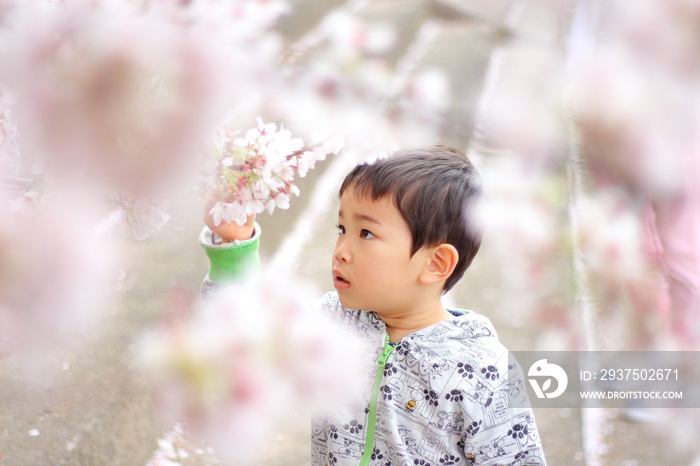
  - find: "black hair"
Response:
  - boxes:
[339,145,482,292]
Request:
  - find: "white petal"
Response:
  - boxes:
[265,199,276,214]
[275,193,290,209]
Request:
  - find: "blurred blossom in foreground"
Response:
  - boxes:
[568,47,691,199]
[568,0,700,202]
[0,89,20,172]
[611,0,700,79]
[138,274,364,462]
[573,187,675,349]
[477,44,568,161]
[404,67,451,119]
[473,157,566,275]
[2,2,229,196]
[0,188,118,356]
[275,11,441,166]
[93,196,172,242]
[575,190,650,298]
[471,155,573,334]
[324,10,397,64]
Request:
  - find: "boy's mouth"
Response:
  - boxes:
[333,270,351,290]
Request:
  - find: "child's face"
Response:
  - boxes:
[333,185,433,315]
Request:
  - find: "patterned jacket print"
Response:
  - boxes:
[311,292,546,466]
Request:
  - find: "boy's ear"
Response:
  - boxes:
[419,243,459,286]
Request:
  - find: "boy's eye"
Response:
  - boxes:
[360,229,375,239]
[337,224,346,235]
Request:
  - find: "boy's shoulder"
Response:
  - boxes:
[444,308,499,341]
[409,308,509,363]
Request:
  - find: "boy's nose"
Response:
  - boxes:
[334,238,351,263]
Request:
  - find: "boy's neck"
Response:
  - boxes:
[379,302,454,343]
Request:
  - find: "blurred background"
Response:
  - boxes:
[1,0,699,464]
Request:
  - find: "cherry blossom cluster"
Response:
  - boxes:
[139,274,364,462]
[208,118,344,226]
[0,188,117,358]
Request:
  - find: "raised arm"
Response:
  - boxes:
[200,193,260,298]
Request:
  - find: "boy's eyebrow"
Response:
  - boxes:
[338,210,382,225]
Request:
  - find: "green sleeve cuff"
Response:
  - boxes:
[199,224,261,284]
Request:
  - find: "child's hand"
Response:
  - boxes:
[204,194,256,242]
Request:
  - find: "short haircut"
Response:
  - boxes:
[339,145,482,292]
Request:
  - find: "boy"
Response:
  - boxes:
[201,145,546,465]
